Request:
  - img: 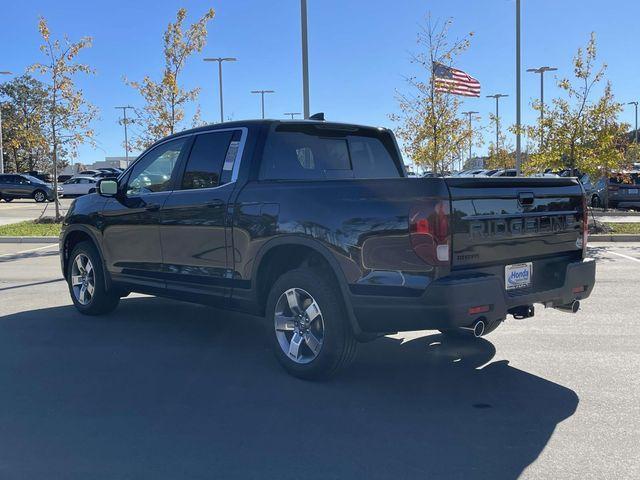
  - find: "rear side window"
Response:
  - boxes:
[259,126,401,180]
[181,131,234,190]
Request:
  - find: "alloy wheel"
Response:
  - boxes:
[34,191,45,202]
[274,287,325,364]
[70,253,96,305]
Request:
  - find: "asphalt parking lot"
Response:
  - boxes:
[0,242,638,479]
[0,198,73,225]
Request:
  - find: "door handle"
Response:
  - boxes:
[145,203,161,212]
[207,199,225,208]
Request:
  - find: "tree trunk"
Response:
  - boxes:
[52,122,60,221]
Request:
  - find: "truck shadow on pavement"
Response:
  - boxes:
[0,297,579,480]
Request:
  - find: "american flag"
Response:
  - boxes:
[433,62,481,97]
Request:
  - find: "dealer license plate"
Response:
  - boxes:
[505,262,532,290]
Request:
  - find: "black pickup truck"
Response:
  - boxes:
[60,120,596,378]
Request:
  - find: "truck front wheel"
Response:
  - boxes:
[266,268,358,380]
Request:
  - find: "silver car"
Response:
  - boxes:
[60,176,99,197]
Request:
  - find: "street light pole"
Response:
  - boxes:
[527,66,558,149]
[300,0,310,119]
[627,101,639,144]
[251,90,275,119]
[0,70,12,174]
[114,106,133,163]
[462,110,479,170]
[284,112,301,119]
[204,57,237,123]
[515,0,522,175]
[486,94,509,152]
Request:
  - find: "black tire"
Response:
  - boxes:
[266,268,358,380]
[591,195,601,208]
[67,241,120,315]
[2,196,13,202]
[33,190,47,203]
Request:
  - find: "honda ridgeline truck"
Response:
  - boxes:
[59,120,596,378]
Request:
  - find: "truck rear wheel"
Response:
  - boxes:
[266,268,357,380]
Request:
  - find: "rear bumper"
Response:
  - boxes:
[351,258,596,334]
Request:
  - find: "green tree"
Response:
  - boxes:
[30,17,97,219]
[525,34,628,179]
[127,7,215,150]
[0,74,49,173]
[391,16,475,174]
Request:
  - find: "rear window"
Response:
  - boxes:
[259,125,401,180]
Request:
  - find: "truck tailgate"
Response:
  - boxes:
[445,177,585,272]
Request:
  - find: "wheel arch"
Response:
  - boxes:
[61,225,112,290]
[251,236,365,339]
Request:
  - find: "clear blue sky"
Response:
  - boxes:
[1,0,639,165]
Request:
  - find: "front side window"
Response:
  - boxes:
[127,138,186,195]
[181,131,234,190]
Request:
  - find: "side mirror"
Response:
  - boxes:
[98,179,119,197]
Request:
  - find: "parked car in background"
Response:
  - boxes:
[58,175,73,184]
[530,172,559,178]
[23,170,52,183]
[76,170,102,177]
[591,172,640,209]
[60,176,99,197]
[0,173,56,202]
[96,167,123,176]
[489,169,518,177]
[458,169,486,176]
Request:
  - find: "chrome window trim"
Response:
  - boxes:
[118,126,248,186]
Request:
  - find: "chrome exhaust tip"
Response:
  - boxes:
[554,300,580,314]
[460,320,485,338]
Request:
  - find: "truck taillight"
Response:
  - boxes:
[409,200,450,266]
[581,194,588,258]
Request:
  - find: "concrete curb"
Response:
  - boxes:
[589,234,640,242]
[0,236,58,244]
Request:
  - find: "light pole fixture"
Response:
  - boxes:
[284,112,301,119]
[627,101,638,144]
[300,0,310,119]
[251,90,275,119]
[527,66,558,149]
[462,111,479,169]
[114,106,134,163]
[486,94,509,153]
[0,70,12,174]
[204,57,237,123]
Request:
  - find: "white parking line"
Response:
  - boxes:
[0,243,58,258]
[608,251,640,264]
